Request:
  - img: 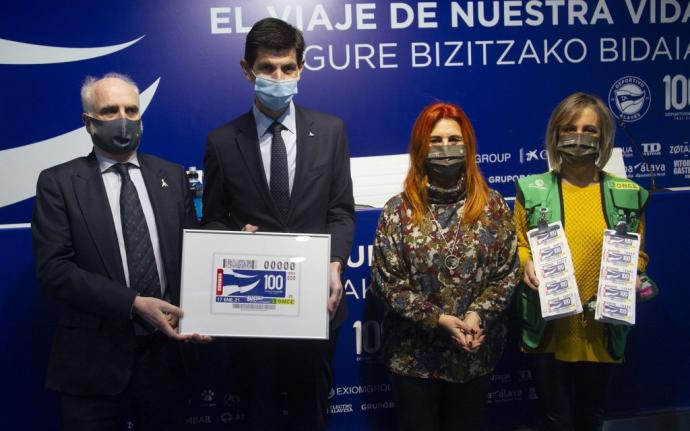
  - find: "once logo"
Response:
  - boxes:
[608,76,651,122]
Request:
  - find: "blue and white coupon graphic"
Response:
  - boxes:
[595,229,640,326]
[212,254,300,316]
[527,221,583,320]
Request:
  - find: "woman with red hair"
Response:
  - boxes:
[372,102,519,430]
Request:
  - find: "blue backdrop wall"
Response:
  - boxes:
[1,1,689,429]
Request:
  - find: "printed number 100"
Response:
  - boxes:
[264,274,284,290]
[664,75,690,110]
[352,320,382,355]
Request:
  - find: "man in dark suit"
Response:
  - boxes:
[32,73,203,430]
[202,18,355,431]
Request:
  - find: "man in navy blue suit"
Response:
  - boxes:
[202,18,355,431]
[32,73,204,430]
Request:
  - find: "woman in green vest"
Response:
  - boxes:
[513,93,650,431]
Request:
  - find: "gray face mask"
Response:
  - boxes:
[556,133,600,168]
[425,145,467,185]
[87,117,142,155]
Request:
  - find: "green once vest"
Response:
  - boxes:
[516,171,649,359]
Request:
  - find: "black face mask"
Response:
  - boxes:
[425,145,466,186]
[556,133,599,169]
[87,117,142,155]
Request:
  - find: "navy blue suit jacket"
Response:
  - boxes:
[32,151,198,396]
[202,105,355,326]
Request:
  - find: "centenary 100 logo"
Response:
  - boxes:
[608,76,651,122]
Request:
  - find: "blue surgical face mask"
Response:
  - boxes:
[252,72,300,112]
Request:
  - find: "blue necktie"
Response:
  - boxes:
[270,122,290,218]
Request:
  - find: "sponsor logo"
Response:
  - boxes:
[669,143,690,155]
[608,76,651,122]
[663,74,690,120]
[339,384,391,396]
[621,146,634,158]
[361,401,395,411]
[219,411,244,424]
[223,393,240,407]
[491,373,512,384]
[199,389,217,408]
[329,404,354,414]
[673,159,690,177]
[488,388,524,404]
[201,389,215,403]
[612,182,639,190]
[528,178,546,190]
[519,148,548,164]
[629,162,666,178]
[220,412,233,424]
[334,383,391,396]
[185,416,212,425]
[475,152,511,164]
[219,393,244,424]
[640,142,661,156]
[518,369,532,382]
[328,388,336,399]
[487,174,525,184]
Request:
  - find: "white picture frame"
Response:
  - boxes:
[179,229,331,339]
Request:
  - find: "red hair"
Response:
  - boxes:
[403,102,489,226]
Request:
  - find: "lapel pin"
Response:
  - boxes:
[161,178,168,188]
[309,131,315,137]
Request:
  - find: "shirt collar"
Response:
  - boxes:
[252,101,296,137]
[94,147,140,173]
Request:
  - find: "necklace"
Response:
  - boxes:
[428,206,463,270]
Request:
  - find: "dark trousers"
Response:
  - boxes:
[529,353,615,431]
[390,372,491,431]
[60,333,186,431]
[235,329,339,431]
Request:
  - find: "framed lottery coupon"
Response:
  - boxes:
[179,229,331,339]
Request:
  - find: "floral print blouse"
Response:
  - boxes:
[371,186,518,383]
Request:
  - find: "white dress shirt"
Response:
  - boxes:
[95,148,167,296]
[253,101,298,193]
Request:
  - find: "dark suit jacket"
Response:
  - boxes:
[202,105,355,326]
[32,151,198,396]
